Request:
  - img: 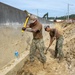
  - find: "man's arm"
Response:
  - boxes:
[26,23,41,32]
[22,24,40,32]
[22,21,41,33]
[48,28,57,47]
[49,37,55,47]
[26,24,30,28]
[22,24,30,31]
[26,28,40,32]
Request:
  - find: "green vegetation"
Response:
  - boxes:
[50,14,75,20]
[43,13,75,20]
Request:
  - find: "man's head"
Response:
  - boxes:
[29,14,37,23]
[44,26,50,32]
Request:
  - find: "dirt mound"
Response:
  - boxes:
[17,55,69,75]
[62,23,75,75]
[16,22,75,75]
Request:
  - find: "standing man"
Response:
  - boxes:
[22,15,46,65]
[44,26,64,61]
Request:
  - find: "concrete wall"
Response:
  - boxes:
[0,2,52,26]
[0,2,26,26]
[0,51,29,75]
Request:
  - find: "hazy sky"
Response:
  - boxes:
[0,0,75,17]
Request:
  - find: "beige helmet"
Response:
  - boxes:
[29,14,37,23]
[44,26,50,31]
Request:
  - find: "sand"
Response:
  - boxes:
[16,22,75,75]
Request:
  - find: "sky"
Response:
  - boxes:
[0,0,75,17]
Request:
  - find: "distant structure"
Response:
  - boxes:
[43,12,48,20]
[43,13,64,22]
[43,13,55,22]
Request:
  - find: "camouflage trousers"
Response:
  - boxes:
[30,39,46,63]
[55,36,64,60]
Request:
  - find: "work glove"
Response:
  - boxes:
[22,27,26,31]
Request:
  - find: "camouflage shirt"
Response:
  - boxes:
[49,28,62,39]
[29,20,43,39]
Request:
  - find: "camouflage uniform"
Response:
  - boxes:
[27,20,46,63]
[55,36,64,60]
[30,39,46,63]
[49,28,64,60]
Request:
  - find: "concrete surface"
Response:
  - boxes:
[0,2,26,26]
[0,51,29,75]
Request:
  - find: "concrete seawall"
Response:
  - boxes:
[0,2,52,26]
[0,50,29,75]
[0,2,26,26]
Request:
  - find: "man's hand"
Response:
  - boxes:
[22,27,26,31]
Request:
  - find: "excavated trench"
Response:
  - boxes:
[0,23,75,75]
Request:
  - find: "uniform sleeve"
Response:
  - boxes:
[35,24,42,31]
[28,23,34,28]
[26,24,30,28]
[53,28,57,37]
[50,28,56,38]
[27,23,31,28]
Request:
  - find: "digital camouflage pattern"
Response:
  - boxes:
[30,39,46,63]
[55,36,64,60]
